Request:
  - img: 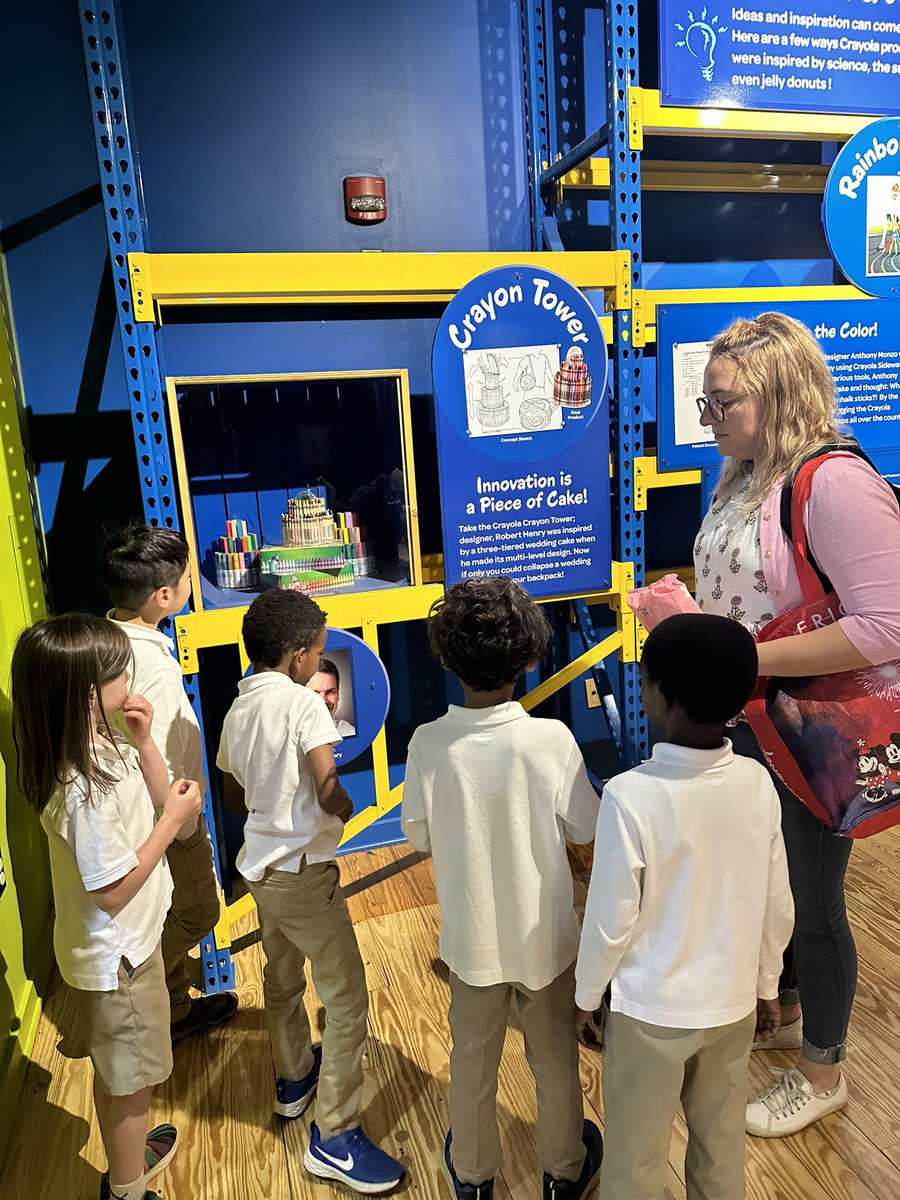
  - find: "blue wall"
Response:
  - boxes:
[0,0,538,868]
[1,0,856,868]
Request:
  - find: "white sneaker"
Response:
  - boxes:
[746,1067,847,1137]
[752,1016,803,1051]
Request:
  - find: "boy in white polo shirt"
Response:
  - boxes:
[575,614,794,1200]
[101,524,236,1043]
[216,589,405,1195]
[401,576,603,1200]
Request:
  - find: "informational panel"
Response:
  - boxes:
[824,118,900,299]
[657,300,900,473]
[432,266,612,598]
[659,0,900,115]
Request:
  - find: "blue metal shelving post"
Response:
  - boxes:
[606,0,647,766]
[76,2,234,993]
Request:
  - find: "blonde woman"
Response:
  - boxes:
[693,312,900,1136]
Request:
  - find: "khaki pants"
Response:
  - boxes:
[600,1010,755,1200]
[248,860,368,1139]
[69,944,172,1096]
[448,963,586,1184]
[161,816,221,1021]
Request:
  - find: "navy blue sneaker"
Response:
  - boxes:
[304,1122,406,1194]
[442,1131,494,1200]
[274,1045,322,1119]
[542,1120,603,1200]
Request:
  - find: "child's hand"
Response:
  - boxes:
[122,694,154,746]
[754,997,782,1043]
[575,1007,603,1049]
[163,779,203,828]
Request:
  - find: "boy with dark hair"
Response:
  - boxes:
[576,613,794,1200]
[401,576,603,1200]
[217,589,404,1195]
[101,523,236,1043]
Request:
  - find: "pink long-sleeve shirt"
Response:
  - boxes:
[759,454,900,665]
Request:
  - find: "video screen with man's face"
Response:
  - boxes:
[306,648,356,738]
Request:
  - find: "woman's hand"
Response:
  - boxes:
[122,694,154,747]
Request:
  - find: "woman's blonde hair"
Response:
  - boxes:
[708,312,849,511]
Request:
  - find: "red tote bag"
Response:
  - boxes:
[744,455,900,838]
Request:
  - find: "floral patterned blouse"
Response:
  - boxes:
[693,477,776,638]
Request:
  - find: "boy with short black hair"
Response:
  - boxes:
[101,522,236,1043]
[401,576,603,1200]
[575,613,794,1200]
[216,589,404,1195]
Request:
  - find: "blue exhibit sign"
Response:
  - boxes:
[432,266,612,598]
[659,0,900,116]
[657,299,900,473]
[823,118,900,299]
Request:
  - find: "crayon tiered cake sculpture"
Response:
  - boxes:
[257,488,372,594]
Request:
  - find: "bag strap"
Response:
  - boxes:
[779,442,900,602]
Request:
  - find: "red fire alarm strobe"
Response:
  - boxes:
[344,176,387,224]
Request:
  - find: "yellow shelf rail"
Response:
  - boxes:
[563,157,829,194]
[129,250,633,320]
[629,87,880,150]
[634,456,702,511]
[632,284,871,348]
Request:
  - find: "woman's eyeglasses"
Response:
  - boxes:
[695,392,750,423]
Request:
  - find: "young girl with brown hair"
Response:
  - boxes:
[11,614,202,1200]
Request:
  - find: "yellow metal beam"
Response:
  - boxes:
[129,251,632,320]
[563,157,828,193]
[631,87,880,147]
[643,284,870,329]
[519,631,623,712]
[173,583,444,673]
[634,456,702,512]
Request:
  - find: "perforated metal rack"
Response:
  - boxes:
[524,1,648,764]
[74,1,650,980]
[76,3,235,994]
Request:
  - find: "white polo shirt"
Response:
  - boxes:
[108,614,206,791]
[216,672,342,880]
[575,740,794,1028]
[42,738,173,990]
[401,702,600,990]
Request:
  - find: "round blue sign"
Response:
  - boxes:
[247,626,390,767]
[432,266,609,464]
[823,118,900,299]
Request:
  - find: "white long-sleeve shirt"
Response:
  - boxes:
[402,702,599,990]
[575,739,793,1028]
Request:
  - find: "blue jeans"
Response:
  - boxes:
[731,723,856,1065]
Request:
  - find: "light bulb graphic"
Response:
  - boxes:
[675,10,726,82]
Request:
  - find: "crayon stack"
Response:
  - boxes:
[214,518,261,589]
[335,511,373,578]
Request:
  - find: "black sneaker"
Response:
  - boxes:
[442,1131,494,1200]
[171,992,238,1043]
[542,1120,603,1200]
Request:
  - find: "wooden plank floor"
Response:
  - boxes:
[5,834,900,1200]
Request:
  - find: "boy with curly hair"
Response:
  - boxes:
[402,576,603,1200]
[217,590,404,1194]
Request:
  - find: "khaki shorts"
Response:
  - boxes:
[68,943,173,1096]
